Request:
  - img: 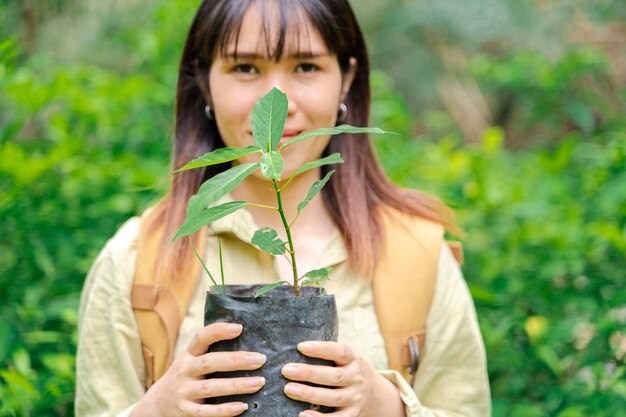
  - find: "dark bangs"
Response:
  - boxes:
[193,0,357,72]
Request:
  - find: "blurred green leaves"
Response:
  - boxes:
[375,107,626,416]
[467,47,615,142]
[0,5,174,412]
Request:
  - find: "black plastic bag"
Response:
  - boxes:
[204,285,338,415]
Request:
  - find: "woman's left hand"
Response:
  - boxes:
[281,341,406,417]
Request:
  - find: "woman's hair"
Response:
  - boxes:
[149,0,457,279]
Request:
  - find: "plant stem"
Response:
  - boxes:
[189,236,223,294]
[247,203,278,211]
[282,252,293,266]
[214,229,225,289]
[278,175,296,193]
[272,179,300,296]
[288,210,302,229]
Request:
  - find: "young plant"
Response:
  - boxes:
[172,87,392,297]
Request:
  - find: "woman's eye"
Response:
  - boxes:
[233,64,258,74]
[295,63,319,73]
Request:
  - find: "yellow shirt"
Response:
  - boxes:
[76,206,491,417]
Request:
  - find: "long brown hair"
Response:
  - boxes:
[148,0,457,280]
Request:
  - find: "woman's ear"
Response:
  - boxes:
[340,57,358,102]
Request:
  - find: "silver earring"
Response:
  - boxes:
[337,102,348,123]
[204,104,214,120]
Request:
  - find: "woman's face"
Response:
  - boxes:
[208,5,356,179]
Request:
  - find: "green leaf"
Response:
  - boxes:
[301,268,331,286]
[260,151,284,179]
[175,146,261,172]
[13,349,31,376]
[293,153,344,176]
[251,87,288,151]
[255,281,289,297]
[565,100,594,133]
[187,162,258,215]
[537,345,566,376]
[280,125,395,149]
[301,276,330,286]
[41,353,74,378]
[0,369,38,396]
[555,407,586,417]
[303,268,331,279]
[297,170,334,212]
[481,127,504,155]
[172,201,247,242]
[251,227,286,255]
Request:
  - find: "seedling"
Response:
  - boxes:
[172,87,392,297]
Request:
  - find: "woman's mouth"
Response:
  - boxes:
[279,129,302,144]
[246,130,303,146]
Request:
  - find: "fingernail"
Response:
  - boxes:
[246,377,265,387]
[248,353,266,366]
[298,342,314,353]
[299,413,312,417]
[226,323,242,334]
[284,384,302,396]
[230,403,248,412]
[282,365,300,377]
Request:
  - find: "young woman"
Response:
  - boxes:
[76,1,490,416]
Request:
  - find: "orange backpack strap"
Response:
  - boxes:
[447,241,464,266]
[373,208,462,385]
[132,207,205,388]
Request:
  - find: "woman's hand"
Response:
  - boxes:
[131,322,266,417]
[281,342,406,417]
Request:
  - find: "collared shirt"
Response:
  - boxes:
[76,206,491,417]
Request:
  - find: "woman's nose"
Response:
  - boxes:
[268,76,298,116]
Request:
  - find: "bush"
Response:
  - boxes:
[374,72,626,416]
[0,34,170,415]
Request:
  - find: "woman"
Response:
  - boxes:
[76,1,490,416]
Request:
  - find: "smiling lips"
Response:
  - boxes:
[281,129,301,144]
[246,129,302,145]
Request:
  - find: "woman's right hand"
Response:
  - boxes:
[131,322,266,417]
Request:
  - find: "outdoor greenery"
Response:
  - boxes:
[1,0,625,416]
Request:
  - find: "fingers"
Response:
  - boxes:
[297,342,355,366]
[284,382,356,408]
[188,323,243,356]
[299,411,325,417]
[191,351,267,377]
[178,401,249,417]
[299,409,356,417]
[187,377,266,400]
[282,363,356,387]
[298,408,359,417]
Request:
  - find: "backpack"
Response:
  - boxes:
[132,206,463,388]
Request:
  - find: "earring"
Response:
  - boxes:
[337,102,348,123]
[204,104,214,120]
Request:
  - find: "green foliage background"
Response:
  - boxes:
[1,0,625,416]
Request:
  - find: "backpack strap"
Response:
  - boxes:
[374,208,460,385]
[132,207,205,388]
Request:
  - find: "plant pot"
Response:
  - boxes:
[204,284,338,415]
